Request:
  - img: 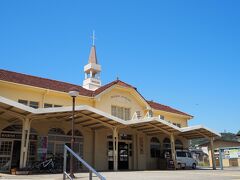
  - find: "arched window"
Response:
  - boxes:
[67,129,84,169]
[48,128,65,142]
[150,137,160,158]
[3,124,22,132]
[2,124,37,134]
[67,129,83,143]
[163,138,171,150]
[175,139,183,150]
[48,128,65,135]
[67,130,83,137]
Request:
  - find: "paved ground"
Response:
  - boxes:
[1,168,240,180]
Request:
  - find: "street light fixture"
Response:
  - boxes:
[68,88,79,178]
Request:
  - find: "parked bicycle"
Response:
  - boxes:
[29,153,63,173]
[30,158,54,173]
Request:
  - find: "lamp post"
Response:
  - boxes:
[68,89,79,178]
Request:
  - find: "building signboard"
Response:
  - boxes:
[222,148,240,159]
[37,136,48,161]
[0,132,37,140]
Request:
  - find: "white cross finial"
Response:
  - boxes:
[91,30,96,46]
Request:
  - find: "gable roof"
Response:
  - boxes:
[147,100,193,117]
[93,79,150,107]
[0,69,192,117]
[93,79,137,96]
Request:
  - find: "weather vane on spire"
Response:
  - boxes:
[91,30,96,46]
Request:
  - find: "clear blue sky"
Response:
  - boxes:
[1,0,239,133]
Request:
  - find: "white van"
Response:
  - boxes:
[176,150,197,169]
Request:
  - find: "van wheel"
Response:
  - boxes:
[192,163,196,169]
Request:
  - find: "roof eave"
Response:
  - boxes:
[151,108,193,119]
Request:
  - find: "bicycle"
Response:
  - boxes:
[30,158,55,173]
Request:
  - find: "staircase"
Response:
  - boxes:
[63,145,106,180]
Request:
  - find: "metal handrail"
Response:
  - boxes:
[63,145,106,180]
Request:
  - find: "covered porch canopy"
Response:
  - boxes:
[126,118,220,140]
[0,96,220,170]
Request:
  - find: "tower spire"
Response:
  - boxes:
[88,31,98,64]
[83,31,102,90]
[88,46,98,64]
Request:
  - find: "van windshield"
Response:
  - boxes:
[187,152,192,158]
[176,151,186,157]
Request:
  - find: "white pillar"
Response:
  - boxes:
[92,130,96,167]
[170,133,177,169]
[19,118,31,168]
[133,133,138,170]
[210,137,216,170]
[113,127,118,171]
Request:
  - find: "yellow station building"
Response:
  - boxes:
[0,45,220,172]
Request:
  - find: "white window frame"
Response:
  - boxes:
[111,105,131,120]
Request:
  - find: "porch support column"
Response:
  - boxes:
[20,118,31,168]
[113,127,118,171]
[92,129,96,167]
[134,133,139,170]
[170,133,177,169]
[210,137,216,170]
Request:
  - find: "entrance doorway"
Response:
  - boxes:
[11,141,21,169]
[118,142,129,170]
[0,125,38,172]
[108,141,129,170]
[0,140,13,172]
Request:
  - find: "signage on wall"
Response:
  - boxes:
[0,132,37,140]
[37,148,47,154]
[111,95,131,103]
[222,148,240,159]
[37,136,48,161]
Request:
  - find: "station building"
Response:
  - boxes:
[0,45,220,172]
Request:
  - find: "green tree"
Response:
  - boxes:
[237,130,240,136]
[220,132,238,141]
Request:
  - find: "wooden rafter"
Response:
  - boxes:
[0,106,13,115]
[130,124,147,129]
[136,126,155,131]
[74,119,90,124]
[147,132,165,136]
[82,122,100,127]
[31,112,70,120]
[78,112,113,129]
[143,129,161,133]
[0,107,26,119]
[91,126,106,130]
[148,122,172,135]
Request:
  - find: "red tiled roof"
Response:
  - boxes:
[147,100,193,117]
[0,69,93,96]
[0,69,192,117]
[93,79,136,96]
